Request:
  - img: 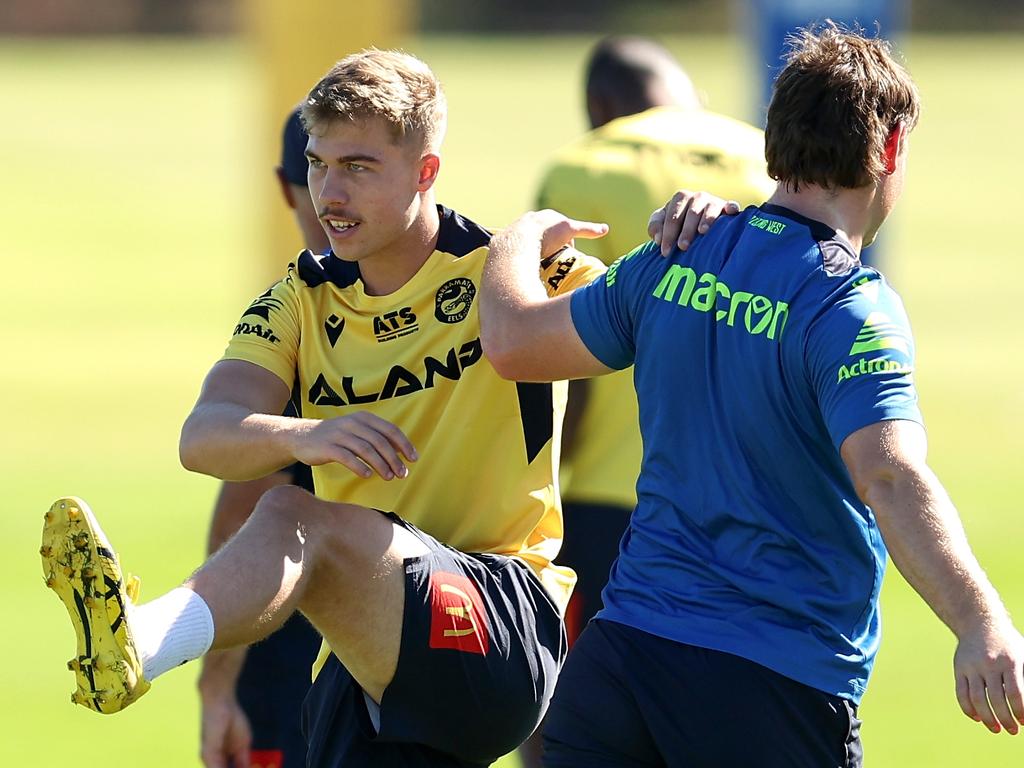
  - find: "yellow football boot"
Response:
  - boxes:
[41,496,150,714]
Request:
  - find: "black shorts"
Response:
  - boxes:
[235,612,321,768]
[543,619,863,768]
[558,501,630,644]
[302,512,567,767]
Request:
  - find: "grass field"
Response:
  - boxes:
[3,33,1023,766]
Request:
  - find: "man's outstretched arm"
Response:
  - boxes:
[480,211,614,382]
[842,419,1024,735]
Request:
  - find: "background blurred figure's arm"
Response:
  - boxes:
[198,473,294,768]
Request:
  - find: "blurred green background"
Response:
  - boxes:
[3,27,1023,768]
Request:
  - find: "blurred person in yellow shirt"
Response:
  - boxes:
[535,34,775,647]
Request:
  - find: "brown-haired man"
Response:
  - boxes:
[42,49,604,767]
[480,24,1024,766]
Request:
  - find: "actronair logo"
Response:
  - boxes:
[241,289,284,322]
[233,322,279,343]
[652,265,789,341]
[849,312,910,356]
[233,289,283,343]
[837,357,913,383]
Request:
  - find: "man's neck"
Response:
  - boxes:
[767,183,878,252]
[359,201,441,296]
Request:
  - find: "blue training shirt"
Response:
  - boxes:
[569,204,922,703]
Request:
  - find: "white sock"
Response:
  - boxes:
[129,587,215,681]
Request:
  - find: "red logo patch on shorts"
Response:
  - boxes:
[427,571,490,655]
[250,750,283,768]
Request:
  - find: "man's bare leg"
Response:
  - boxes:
[185,484,429,702]
[44,486,430,712]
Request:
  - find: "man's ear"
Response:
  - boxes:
[417,154,441,191]
[882,122,907,175]
[586,94,610,130]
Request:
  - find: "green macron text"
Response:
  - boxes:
[652,265,789,341]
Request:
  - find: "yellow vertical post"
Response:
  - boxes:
[244,0,415,286]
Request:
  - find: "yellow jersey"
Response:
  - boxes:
[221,206,604,613]
[536,106,776,508]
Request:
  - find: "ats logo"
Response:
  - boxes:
[324,313,345,348]
[428,571,489,655]
[374,307,418,342]
[434,278,475,323]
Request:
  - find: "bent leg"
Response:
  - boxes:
[186,484,429,701]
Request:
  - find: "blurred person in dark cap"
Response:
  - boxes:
[196,107,325,768]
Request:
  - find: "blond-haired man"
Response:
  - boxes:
[480,25,1024,766]
[43,49,603,767]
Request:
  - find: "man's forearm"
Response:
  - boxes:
[480,221,550,358]
[199,647,249,702]
[180,402,313,481]
[865,466,1011,638]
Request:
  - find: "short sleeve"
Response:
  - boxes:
[221,271,301,390]
[539,247,607,296]
[806,276,923,449]
[569,241,656,370]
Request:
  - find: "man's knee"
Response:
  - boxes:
[254,486,428,564]
[246,483,317,538]
[254,482,314,517]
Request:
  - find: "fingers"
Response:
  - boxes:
[320,445,389,480]
[200,702,253,768]
[527,210,607,257]
[230,746,251,768]
[564,217,609,241]
[313,413,418,480]
[967,675,1001,733]
[988,665,1024,734]
[955,632,1024,735]
[660,191,693,256]
[986,669,1019,734]
[647,208,666,244]
[200,718,227,768]
[1006,663,1024,729]
[355,412,418,465]
[651,191,742,257]
[956,673,979,723]
[200,737,228,768]
[696,200,741,237]
[962,671,1024,735]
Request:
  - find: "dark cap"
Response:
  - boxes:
[280,106,309,187]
